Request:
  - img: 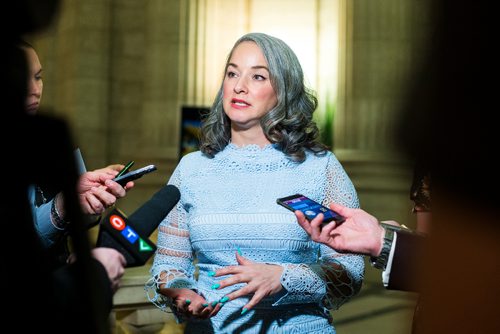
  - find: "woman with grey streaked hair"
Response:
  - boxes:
[201,32,327,162]
[146,32,364,333]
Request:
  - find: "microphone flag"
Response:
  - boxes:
[97,208,156,267]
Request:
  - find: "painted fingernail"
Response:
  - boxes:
[241,308,248,315]
[202,303,209,307]
[237,247,242,255]
[208,271,216,277]
[211,283,220,289]
[211,301,218,307]
[185,299,191,305]
[219,296,229,303]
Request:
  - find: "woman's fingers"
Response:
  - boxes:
[240,288,269,314]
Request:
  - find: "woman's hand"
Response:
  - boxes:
[159,287,221,320]
[210,252,284,314]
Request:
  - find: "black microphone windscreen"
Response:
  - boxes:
[97,208,157,267]
[128,184,180,237]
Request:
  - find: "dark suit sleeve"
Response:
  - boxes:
[387,231,426,292]
[52,258,113,332]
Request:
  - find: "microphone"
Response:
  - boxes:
[128,184,181,237]
[97,184,181,267]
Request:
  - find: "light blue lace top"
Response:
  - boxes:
[146,144,364,334]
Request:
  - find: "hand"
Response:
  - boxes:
[91,247,126,293]
[210,252,283,313]
[159,287,219,320]
[77,164,135,215]
[295,203,387,257]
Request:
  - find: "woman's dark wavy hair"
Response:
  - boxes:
[200,32,328,162]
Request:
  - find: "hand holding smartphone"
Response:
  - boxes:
[113,164,157,186]
[277,194,345,226]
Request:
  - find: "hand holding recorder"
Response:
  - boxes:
[113,164,157,186]
[295,202,394,256]
[277,194,345,226]
[75,164,135,216]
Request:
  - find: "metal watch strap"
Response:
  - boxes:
[370,226,395,270]
[50,195,69,229]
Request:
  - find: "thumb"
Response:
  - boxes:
[329,202,352,216]
[106,164,123,172]
[92,164,119,174]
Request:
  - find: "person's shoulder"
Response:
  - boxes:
[178,151,207,165]
[304,149,348,170]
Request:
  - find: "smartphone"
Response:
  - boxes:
[116,160,135,178]
[113,164,157,186]
[277,193,345,226]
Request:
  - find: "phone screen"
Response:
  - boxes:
[277,194,345,225]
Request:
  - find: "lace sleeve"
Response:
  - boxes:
[276,252,364,310]
[275,153,364,309]
[145,167,197,313]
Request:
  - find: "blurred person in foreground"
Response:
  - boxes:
[296,0,500,333]
[19,39,132,279]
[1,1,125,332]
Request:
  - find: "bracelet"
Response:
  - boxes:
[50,194,69,230]
[370,225,395,270]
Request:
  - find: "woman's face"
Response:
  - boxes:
[23,46,43,114]
[222,41,278,132]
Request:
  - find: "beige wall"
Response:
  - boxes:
[337,0,429,221]
[31,0,184,215]
[29,0,431,280]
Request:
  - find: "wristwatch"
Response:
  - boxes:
[50,194,70,229]
[370,224,397,270]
